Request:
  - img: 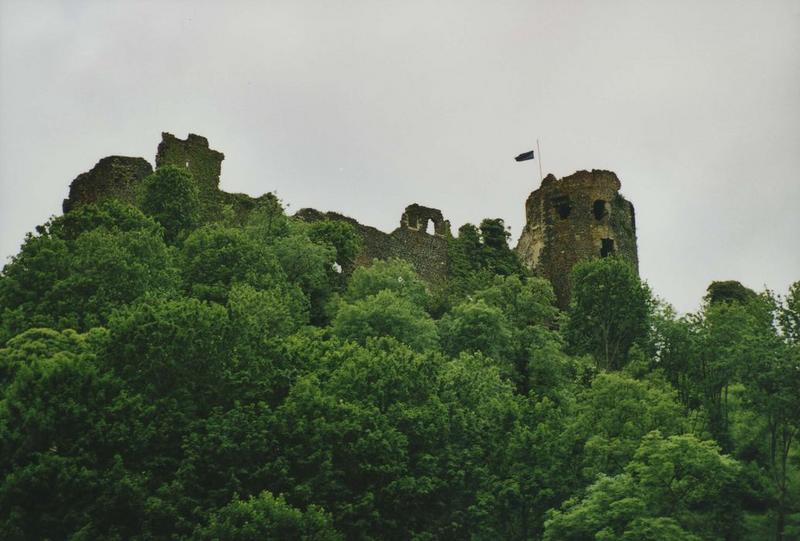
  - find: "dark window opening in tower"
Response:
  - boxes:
[629,202,636,229]
[553,196,571,219]
[593,200,607,220]
[601,238,615,258]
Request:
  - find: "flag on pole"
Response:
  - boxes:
[514,150,535,162]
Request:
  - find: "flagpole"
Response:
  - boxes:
[537,139,543,183]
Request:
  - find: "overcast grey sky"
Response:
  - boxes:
[1,0,798,313]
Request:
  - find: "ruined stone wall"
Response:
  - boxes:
[63,156,153,213]
[61,133,451,285]
[400,204,451,236]
[64,133,274,223]
[516,170,638,308]
[155,132,226,219]
[295,204,451,285]
[62,133,640,304]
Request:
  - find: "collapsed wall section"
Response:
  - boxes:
[295,204,451,285]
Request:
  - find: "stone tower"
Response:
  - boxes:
[156,132,225,218]
[515,169,638,308]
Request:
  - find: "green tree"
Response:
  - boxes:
[243,196,292,243]
[473,275,558,330]
[227,282,309,339]
[442,221,528,311]
[270,233,336,323]
[779,280,800,344]
[438,299,513,364]
[331,290,438,352]
[179,224,286,304]
[0,331,148,540]
[565,257,651,370]
[472,275,566,395]
[307,219,362,276]
[569,372,686,480]
[343,258,429,308]
[478,218,525,277]
[102,297,232,417]
[491,396,576,539]
[0,327,105,387]
[139,166,201,242]
[225,286,316,406]
[705,280,757,305]
[695,298,765,449]
[649,300,702,408]
[272,339,521,539]
[47,198,165,240]
[0,205,176,342]
[544,431,742,540]
[195,491,342,541]
[173,403,278,526]
[737,294,800,540]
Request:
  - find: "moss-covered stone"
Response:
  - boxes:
[705,280,756,305]
[155,132,226,220]
[63,156,153,213]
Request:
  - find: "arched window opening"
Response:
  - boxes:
[593,199,607,220]
[425,219,434,235]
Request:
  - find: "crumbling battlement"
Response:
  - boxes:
[295,204,451,285]
[63,132,273,222]
[155,133,224,189]
[63,156,153,213]
[516,169,638,308]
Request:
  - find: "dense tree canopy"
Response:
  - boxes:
[139,166,201,242]
[0,176,797,540]
[565,256,651,370]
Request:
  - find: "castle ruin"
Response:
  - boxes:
[62,134,639,306]
[516,170,638,308]
[63,132,274,221]
[294,205,451,284]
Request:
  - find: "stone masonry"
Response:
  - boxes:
[516,170,638,308]
[295,204,451,285]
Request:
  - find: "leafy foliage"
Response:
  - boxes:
[544,431,742,540]
[0,192,797,540]
[0,201,176,341]
[139,166,201,242]
[332,290,438,352]
[195,491,342,540]
[566,256,651,370]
